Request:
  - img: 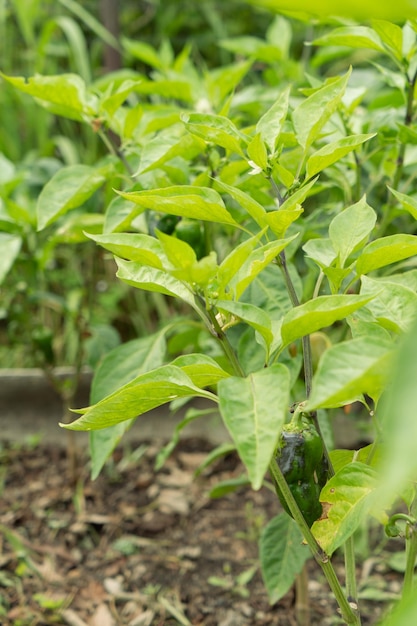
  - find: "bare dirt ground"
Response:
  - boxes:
[0,436,402,626]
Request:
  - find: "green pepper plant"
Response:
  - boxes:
[4,5,417,625]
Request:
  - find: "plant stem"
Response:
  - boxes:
[404,524,417,596]
[295,566,310,626]
[269,175,361,623]
[344,536,359,612]
[269,459,361,625]
[97,128,134,177]
[204,303,245,377]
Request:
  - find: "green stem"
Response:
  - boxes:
[206,304,245,377]
[404,524,417,596]
[269,174,361,624]
[344,536,359,613]
[269,459,361,626]
[97,128,134,177]
[295,566,310,626]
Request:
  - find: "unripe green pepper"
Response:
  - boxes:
[275,413,328,527]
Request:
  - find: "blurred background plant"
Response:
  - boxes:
[2,0,417,458]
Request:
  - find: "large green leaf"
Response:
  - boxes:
[279,177,318,212]
[116,186,239,227]
[62,365,217,431]
[312,27,385,52]
[115,258,197,308]
[90,331,169,405]
[0,233,21,285]
[360,275,417,333]
[304,336,393,410]
[103,195,137,233]
[388,187,417,220]
[36,165,105,230]
[1,72,98,121]
[328,196,377,268]
[306,134,376,180]
[215,230,266,294]
[230,235,298,299]
[182,112,248,155]
[218,364,290,490]
[256,87,291,154]
[216,300,274,356]
[205,60,253,107]
[122,37,165,69]
[371,20,404,61]
[247,132,269,170]
[244,0,417,20]
[260,513,310,604]
[311,462,379,556]
[136,133,206,175]
[292,70,351,151]
[89,330,168,479]
[302,238,337,269]
[156,230,196,269]
[280,294,372,346]
[356,234,417,275]
[170,353,231,388]
[242,265,295,320]
[214,180,267,227]
[88,232,167,268]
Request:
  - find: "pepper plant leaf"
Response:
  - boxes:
[115,258,197,308]
[87,232,168,268]
[182,112,248,156]
[170,354,231,388]
[248,0,417,20]
[36,165,106,230]
[304,336,393,410]
[328,196,377,268]
[256,86,291,154]
[360,275,417,333]
[311,462,380,556]
[136,133,206,175]
[0,72,98,121]
[89,329,169,479]
[306,134,376,180]
[312,26,386,52]
[356,234,417,275]
[216,300,274,357]
[388,186,417,220]
[292,69,351,151]
[0,233,21,284]
[280,294,372,346]
[116,185,240,227]
[218,364,290,490]
[230,235,298,299]
[62,365,217,431]
[214,179,268,227]
[247,132,269,170]
[260,513,311,604]
[216,229,266,293]
[265,206,304,238]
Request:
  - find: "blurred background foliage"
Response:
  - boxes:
[1,0,416,375]
[0,0,308,370]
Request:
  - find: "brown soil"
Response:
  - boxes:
[0,437,401,626]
